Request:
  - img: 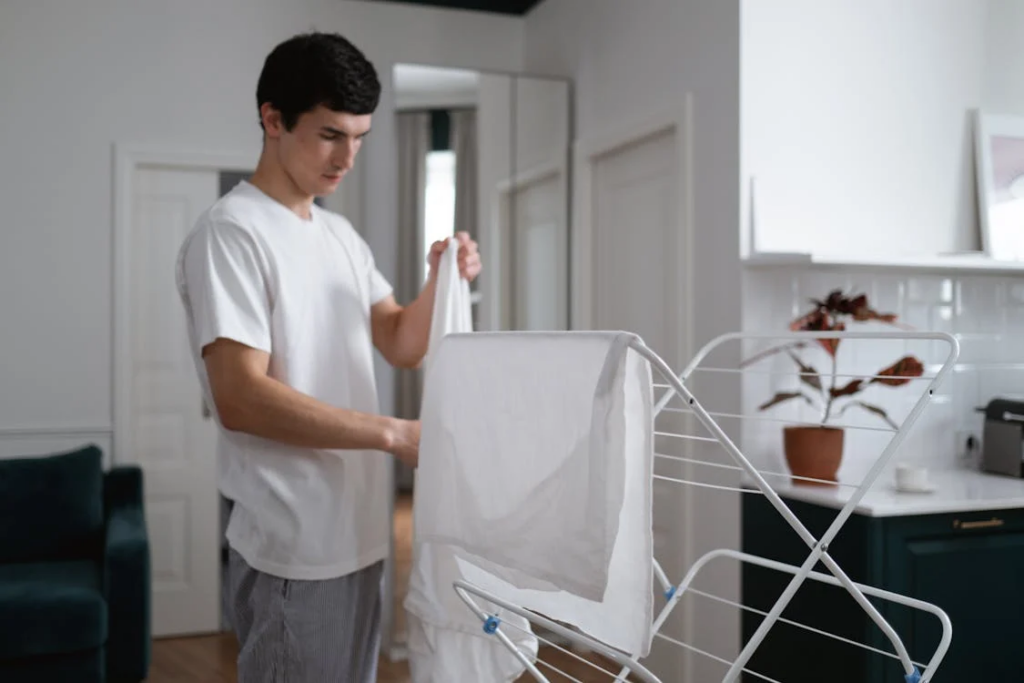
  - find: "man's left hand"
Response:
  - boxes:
[455,231,481,282]
[427,231,481,282]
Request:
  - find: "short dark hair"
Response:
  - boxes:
[256,32,381,131]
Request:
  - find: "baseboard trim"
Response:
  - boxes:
[0,424,112,436]
[0,427,114,467]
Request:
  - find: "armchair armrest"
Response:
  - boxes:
[103,465,151,682]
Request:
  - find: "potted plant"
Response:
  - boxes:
[742,289,925,486]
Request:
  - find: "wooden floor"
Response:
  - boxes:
[393,492,413,650]
[148,632,621,682]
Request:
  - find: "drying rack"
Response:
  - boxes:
[451,330,960,683]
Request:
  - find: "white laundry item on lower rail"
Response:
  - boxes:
[413,330,655,657]
[405,240,538,682]
[406,544,538,683]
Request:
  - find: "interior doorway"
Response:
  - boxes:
[113,145,258,638]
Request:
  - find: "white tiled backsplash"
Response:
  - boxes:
[741,267,1024,484]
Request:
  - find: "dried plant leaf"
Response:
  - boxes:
[825,290,855,313]
[839,400,899,429]
[786,350,822,391]
[871,356,925,386]
[815,289,899,324]
[856,309,899,323]
[758,391,815,411]
[789,308,828,332]
[830,379,864,398]
[818,322,845,356]
[789,308,844,356]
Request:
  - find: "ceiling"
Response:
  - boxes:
[364,0,545,15]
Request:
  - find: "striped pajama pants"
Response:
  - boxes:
[227,547,384,683]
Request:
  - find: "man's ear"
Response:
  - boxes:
[260,103,284,139]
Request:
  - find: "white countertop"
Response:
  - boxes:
[752,468,1024,517]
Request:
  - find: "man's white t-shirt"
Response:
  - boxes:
[175,179,393,581]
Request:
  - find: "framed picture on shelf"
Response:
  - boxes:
[974,111,1024,261]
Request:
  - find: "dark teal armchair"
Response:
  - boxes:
[0,445,151,682]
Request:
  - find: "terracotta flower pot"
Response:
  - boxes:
[783,426,844,486]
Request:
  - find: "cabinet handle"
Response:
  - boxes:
[953,518,1004,530]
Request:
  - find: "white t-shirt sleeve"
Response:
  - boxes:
[369,263,393,305]
[182,220,273,354]
[360,235,393,305]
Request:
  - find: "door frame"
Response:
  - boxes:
[111,143,258,466]
[493,156,570,330]
[569,94,696,678]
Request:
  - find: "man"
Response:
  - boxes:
[174,31,480,682]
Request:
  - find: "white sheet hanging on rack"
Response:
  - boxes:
[415,331,655,656]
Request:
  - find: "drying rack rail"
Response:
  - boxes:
[452,330,960,683]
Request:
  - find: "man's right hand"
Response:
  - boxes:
[387,419,421,468]
[203,338,422,461]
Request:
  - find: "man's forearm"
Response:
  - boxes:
[391,274,438,367]
[219,373,399,452]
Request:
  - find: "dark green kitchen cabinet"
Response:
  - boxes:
[740,494,1024,682]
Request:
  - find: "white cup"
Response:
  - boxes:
[895,464,931,492]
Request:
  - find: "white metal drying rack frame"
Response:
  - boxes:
[451,330,960,683]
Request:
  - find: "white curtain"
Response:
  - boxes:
[394,111,430,490]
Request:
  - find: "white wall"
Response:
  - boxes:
[741,0,990,258]
[0,0,523,454]
[983,0,1024,115]
[524,1,743,680]
[513,76,570,176]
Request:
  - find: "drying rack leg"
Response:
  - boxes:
[452,583,550,682]
[453,579,664,683]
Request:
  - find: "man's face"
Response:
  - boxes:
[264,104,372,197]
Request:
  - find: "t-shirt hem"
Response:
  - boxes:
[228,540,389,581]
[197,329,272,357]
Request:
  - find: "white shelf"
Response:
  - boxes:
[742,251,1024,275]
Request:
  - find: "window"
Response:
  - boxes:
[422,150,456,282]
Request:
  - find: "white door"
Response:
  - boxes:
[591,129,681,362]
[125,165,221,636]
